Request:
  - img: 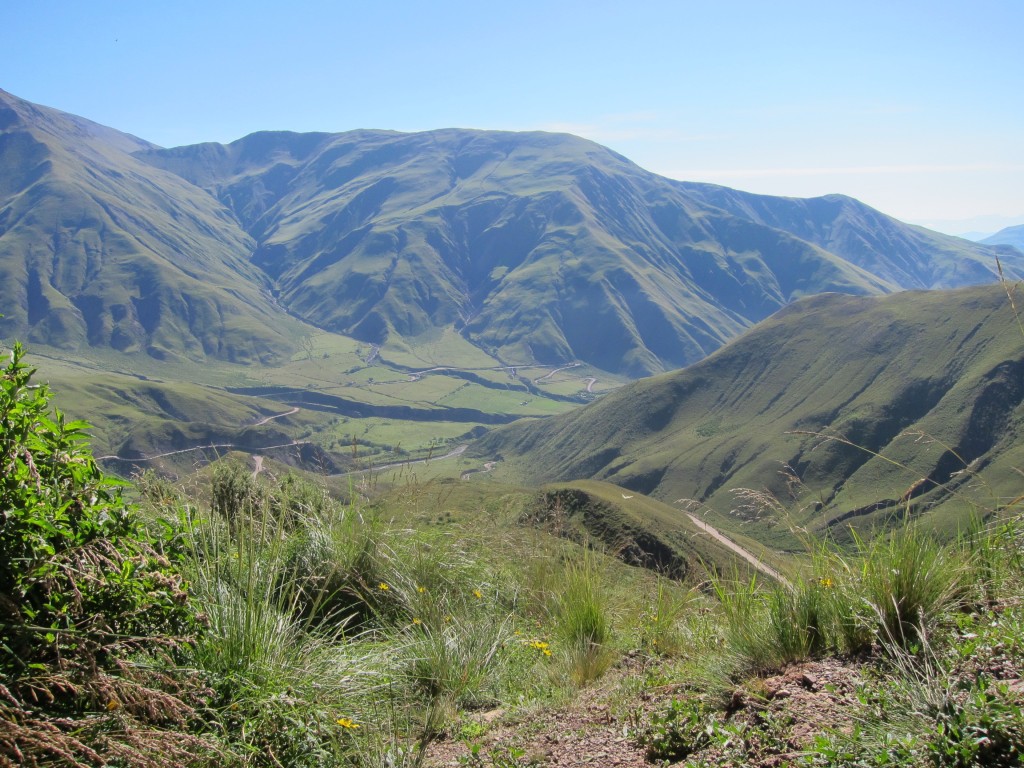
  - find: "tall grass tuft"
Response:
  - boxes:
[179,466,388,766]
[857,524,963,650]
[550,547,616,685]
[640,579,695,657]
[401,608,515,708]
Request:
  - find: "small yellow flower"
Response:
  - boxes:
[417,585,426,594]
[514,630,522,636]
[818,577,834,589]
[378,582,390,591]
[412,617,422,625]
[444,615,453,623]
[472,589,483,599]
[528,640,550,651]
[543,649,552,657]
[336,717,360,730]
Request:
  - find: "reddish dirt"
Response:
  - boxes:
[423,659,865,768]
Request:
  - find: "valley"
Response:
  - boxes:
[4,85,1023,530]
[4,84,1024,768]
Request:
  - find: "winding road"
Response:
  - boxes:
[96,439,311,464]
[328,444,469,477]
[252,406,300,426]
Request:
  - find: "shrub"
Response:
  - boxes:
[0,341,208,765]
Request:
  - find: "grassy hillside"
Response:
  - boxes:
[139,128,899,376]
[677,182,1023,289]
[0,89,303,363]
[473,283,1024,548]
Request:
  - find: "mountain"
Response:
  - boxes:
[472,284,1024,547]
[136,129,1021,376]
[982,224,1024,251]
[0,89,303,363]
[675,183,1024,289]
[2,88,1020,378]
[136,129,891,376]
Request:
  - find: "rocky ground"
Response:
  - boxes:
[424,658,866,767]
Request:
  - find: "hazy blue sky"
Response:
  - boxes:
[3,1,1021,234]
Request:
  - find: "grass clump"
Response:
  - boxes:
[857,524,964,650]
[547,548,616,685]
[714,572,834,673]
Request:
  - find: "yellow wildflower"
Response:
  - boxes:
[543,649,552,657]
[336,717,360,730]
[417,585,427,594]
[378,582,390,591]
[472,588,483,599]
[818,577,834,589]
[412,617,422,625]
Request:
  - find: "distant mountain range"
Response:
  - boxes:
[474,284,1024,547]
[1,88,1021,377]
[983,224,1024,251]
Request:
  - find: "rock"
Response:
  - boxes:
[729,688,747,711]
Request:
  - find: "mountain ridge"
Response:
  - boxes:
[983,223,1024,250]
[0,88,304,363]
[2,88,1021,379]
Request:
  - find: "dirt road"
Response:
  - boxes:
[686,513,789,585]
[329,444,469,477]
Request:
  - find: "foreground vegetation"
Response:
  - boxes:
[3,339,1024,767]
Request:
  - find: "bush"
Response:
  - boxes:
[0,342,208,766]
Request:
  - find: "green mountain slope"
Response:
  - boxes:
[138,129,897,376]
[0,89,302,363]
[473,284,1024,548]
[4,88,1017,379]
[4,89,1022,479]
[676,182,1022,288]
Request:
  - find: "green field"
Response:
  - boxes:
[29,318,610,480]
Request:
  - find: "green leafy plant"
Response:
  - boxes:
[0,341,209,766]
[639,697,721,762]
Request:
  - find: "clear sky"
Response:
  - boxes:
[3,0,1022,235]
